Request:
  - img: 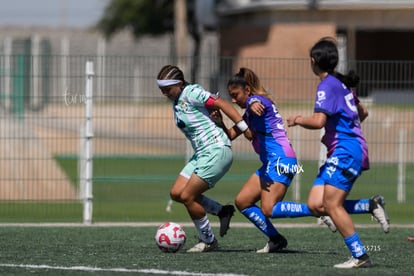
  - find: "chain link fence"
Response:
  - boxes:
[0,54,413,222]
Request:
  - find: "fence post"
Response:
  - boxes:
[61,37,69,96]
[397,128,406,203]
[13,55,25,121]
[31,35,40,109]
[82,61,94,224]
[4,37,12,111]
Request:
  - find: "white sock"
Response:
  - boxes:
[193,215,215,243]
[200,195,222,216]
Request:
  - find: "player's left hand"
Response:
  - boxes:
[243,128,254,141]
[250,102,265,116]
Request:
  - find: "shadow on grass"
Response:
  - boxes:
[218,248,305,253]
[186,248,339,256]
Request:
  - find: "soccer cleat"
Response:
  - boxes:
[369,195,390,233]
[334,256,372,269]
[186,238,218,253]
[218,205,235,237]
[408,236,414,242]
[320,216,337,233]
[256,234,288,253]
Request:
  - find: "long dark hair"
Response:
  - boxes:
[310,37,360,88]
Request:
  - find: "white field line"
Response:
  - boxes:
[0,263,247,276]
[0,222,413,228]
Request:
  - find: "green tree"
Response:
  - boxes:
[96,0,173,38]
[95,0,203,82]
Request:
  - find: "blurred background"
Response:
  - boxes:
[0,0,412,224]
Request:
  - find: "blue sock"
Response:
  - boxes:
[271,201,314,218]
[241,205,279,237]
[344,232,366,258]
[344,199,370,214]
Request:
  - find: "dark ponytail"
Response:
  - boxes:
[332,70,360,89]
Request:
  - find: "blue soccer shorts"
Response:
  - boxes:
[313,153,362,192]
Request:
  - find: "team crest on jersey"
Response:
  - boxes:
[179,100,190,112]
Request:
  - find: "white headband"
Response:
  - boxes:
[157,79,181,88]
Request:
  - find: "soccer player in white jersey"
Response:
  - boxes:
[156,65,253,252]
[287,37,390,268]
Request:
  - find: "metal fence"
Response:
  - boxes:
[0,55,413,222]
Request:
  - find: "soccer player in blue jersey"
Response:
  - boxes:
[287,37,389,268]
[213,67,320,253]
[156,65,253,253]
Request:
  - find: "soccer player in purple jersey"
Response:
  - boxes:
[287,37,390,268]
[214,67,318,253]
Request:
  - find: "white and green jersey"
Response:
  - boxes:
[173,84,231,154]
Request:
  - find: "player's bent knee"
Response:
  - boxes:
[308,203,324,216]
[261,206,273,217]
[170,191,183,203]
[322,202,336,214]
[234,196,247,211]
[234,198,242,211]
[178,192,198,207]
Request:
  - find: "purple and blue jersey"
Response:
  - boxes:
[244,95,296,160]
[314,74,369,170]
[243,95,297,185]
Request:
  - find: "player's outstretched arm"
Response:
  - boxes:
[287,112,327,129]
[213,97,253,140]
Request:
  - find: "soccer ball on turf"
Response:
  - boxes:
[155,222,187,253]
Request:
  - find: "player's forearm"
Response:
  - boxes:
[218,100,243,124]
[295,117,319,129]
[295,113,326,129]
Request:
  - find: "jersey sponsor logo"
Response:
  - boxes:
[354,202,369,212]
[248,212,267,232]
[280,202,303,213]
[316,90,326,106]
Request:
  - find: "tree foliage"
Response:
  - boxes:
[95,0,173,39]
[95,0,203,82]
